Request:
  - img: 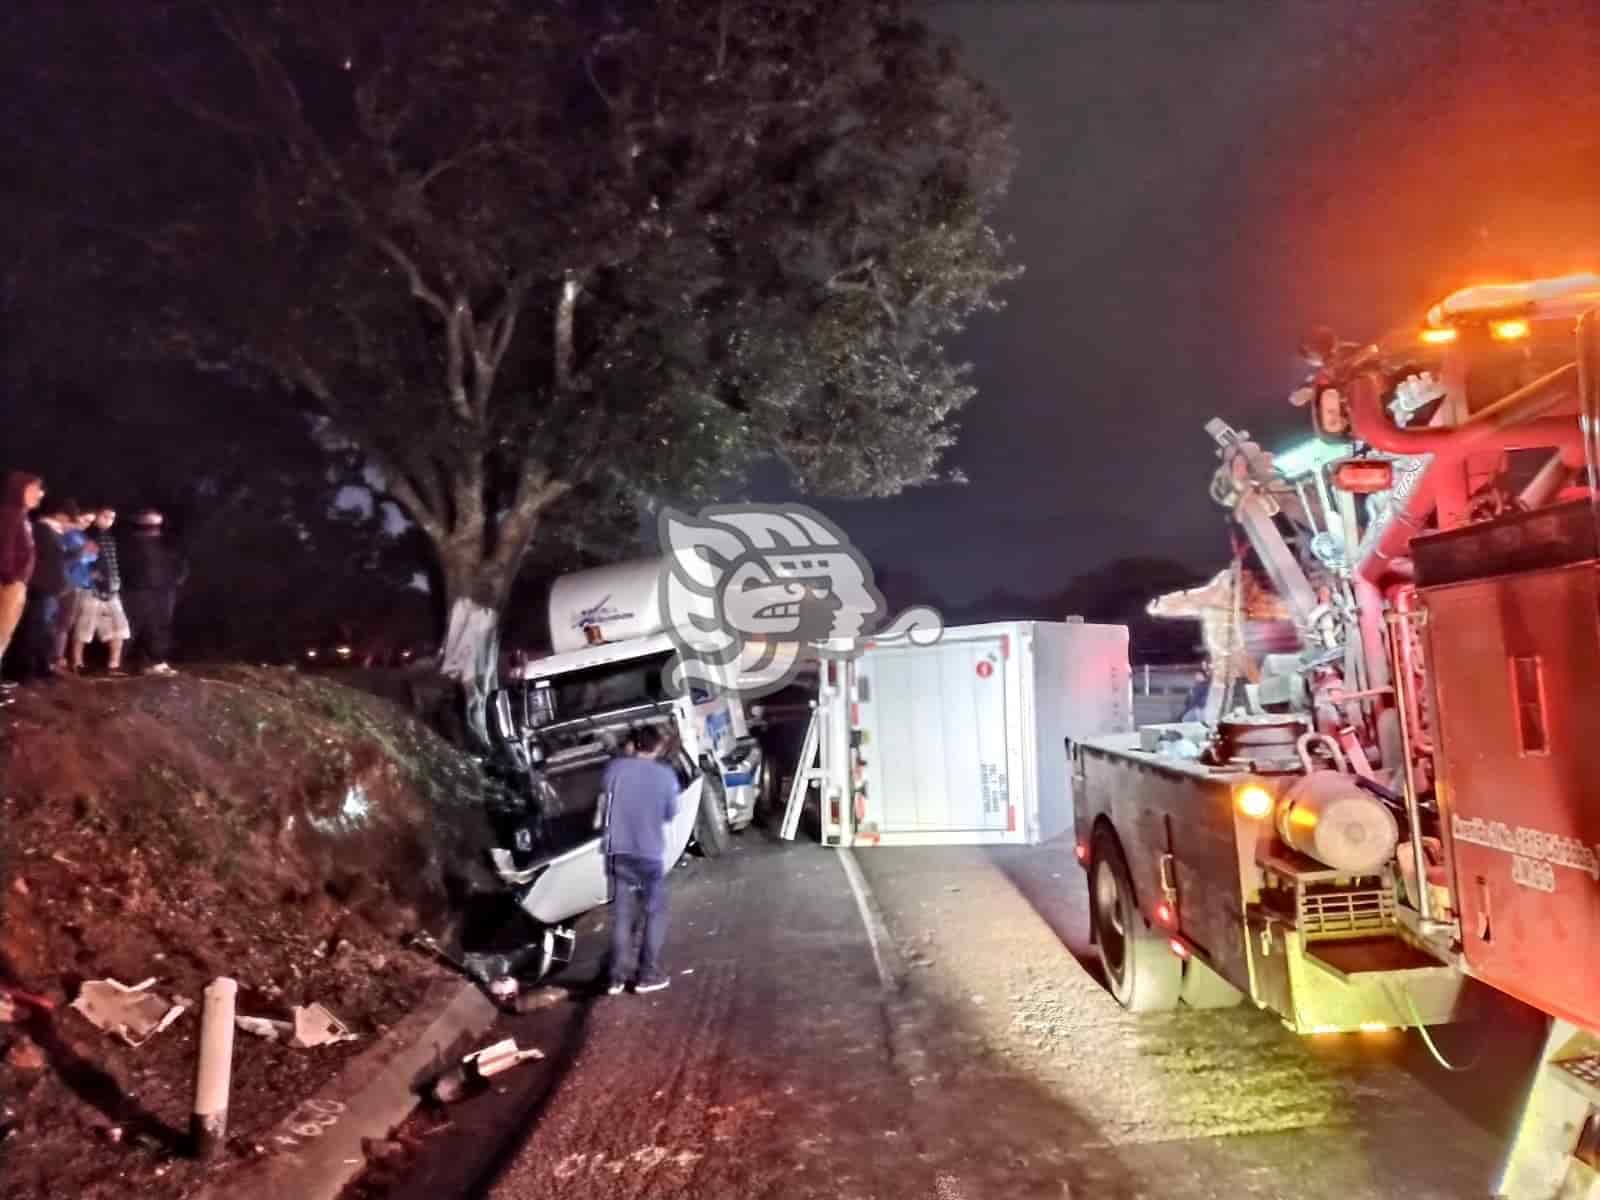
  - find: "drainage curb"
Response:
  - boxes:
[201,976,499,1200]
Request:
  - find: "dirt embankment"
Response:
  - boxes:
[0,666,502,1200]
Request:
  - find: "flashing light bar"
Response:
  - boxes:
[1490,317,1531,341]
[1418,327,1458,346]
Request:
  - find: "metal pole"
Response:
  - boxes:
[1385,611,1433,923]
[191,977,237,1160]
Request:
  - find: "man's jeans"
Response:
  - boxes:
[609,853,669,986]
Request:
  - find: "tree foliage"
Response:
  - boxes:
[7,0,1018,653]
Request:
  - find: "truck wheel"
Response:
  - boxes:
[755,750,781,828]
[1090,829,1181,1013]
[694,769,732,858]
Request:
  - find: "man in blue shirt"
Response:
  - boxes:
[602,725,682,995]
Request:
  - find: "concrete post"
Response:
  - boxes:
[191,977,237,1160]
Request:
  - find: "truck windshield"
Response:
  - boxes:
[535,651,684,724]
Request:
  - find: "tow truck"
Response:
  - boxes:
[1072,273,1600,1198]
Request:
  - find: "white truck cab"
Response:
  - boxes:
[482,559,767,973]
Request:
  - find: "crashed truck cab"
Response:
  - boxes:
[482,558,766,966]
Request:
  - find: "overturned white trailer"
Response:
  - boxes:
[789,620,1133,847]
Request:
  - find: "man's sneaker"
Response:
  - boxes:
[635,977,670,994]
[145,663,177,677]
[606,981,626,996]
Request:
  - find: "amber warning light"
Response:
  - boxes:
[1418,327,1458,346]
[1235,783,1274,820]
[1490,317,1531,341]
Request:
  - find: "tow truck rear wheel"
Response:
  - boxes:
[694,768,732,858]
[1090,828,1182,1013]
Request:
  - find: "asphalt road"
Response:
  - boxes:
[350,832,1544,1199]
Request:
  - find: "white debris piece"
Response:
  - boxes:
[290,1002,356,1048]
[235,1016,293,1041]
[72,978,187,1047]
[433,1037,546,1102]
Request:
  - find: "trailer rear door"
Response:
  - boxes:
[859,631,1018,840]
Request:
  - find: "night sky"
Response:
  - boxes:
[742,0,1600,609]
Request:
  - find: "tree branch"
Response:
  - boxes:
[555,271,581,396]
[492,462,572,576]
[444,296,473,423]
[379,461,445,544]
[373,235,451,319]
[409,144,493,193]
[144,58,273,140]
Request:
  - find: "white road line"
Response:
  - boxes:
[837,848,897,993]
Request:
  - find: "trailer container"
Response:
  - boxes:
[851,620,1130,846]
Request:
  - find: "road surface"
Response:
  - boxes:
[356,834,1541,1199]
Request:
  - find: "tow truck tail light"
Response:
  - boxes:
[1235,782,1275,820]
[1074,841,1090,864]
[1169,937,1191,960]
[1155,901,1174,926]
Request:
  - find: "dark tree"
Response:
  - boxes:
[7,1,1017,733]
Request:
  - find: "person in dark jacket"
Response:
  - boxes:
[602,724,684,995]
[121,508,185,676]
[69,506,130,676]
[0,471,45,686]
[16,503,72,681]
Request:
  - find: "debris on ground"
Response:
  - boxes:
[237,1001,356,1047]
[236,1015,294,1041]
[1,984,58,1014]
[6,1037,47,1073]
[432,1038,546,1103]
[410,931,552,1005]
[514,986,568,1014]
[291,1002,356,1048]
[0,665,504,1200]
[362,1136,408,1163]
[71,978,187,1047]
